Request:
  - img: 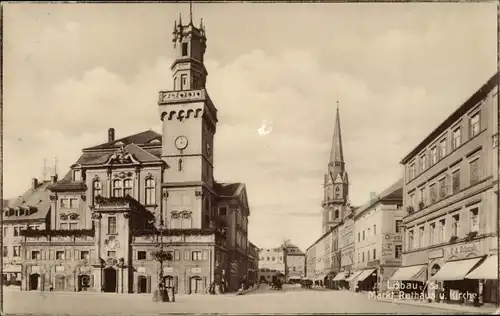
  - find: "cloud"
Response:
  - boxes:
[3,3,497,251]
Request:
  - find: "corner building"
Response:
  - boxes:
[398,72,498,306]
[20,14,252,294]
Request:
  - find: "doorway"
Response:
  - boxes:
[54,275,65,291]
[137,276,147,294]
[103,267,117,293]
[29,274,40,291]
[190,276,202,294]
[78,275,91,292]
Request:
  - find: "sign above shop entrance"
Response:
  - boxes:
[450,242,479,256]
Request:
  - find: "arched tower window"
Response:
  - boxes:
[178,158,183,171]
[335,209,339,219]
[92,179,102,202]
[145,177,156,205]
[335,187,341,199]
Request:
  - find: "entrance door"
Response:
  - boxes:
[103,268,117,293]
[78,275,90,292]
[54,275,65,291]
[190,276,202,294]
[137,276,147,294]
[29,274,40,291]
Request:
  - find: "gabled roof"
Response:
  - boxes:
[83,130,162,151]
[354,178,403,219]
[4,181,51,222]
[48,171,87,192]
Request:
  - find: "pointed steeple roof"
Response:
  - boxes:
[329,103,344,163]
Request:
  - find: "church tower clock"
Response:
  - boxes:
[158,12,218,229]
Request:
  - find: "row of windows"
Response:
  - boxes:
[407,206,479,251]
[136,249,210,261]
[408,111,481,181]
[357,224,377,242]
[2,246,21,257]
[91,178,156,205]
[30,249,90,260]
[4,225,42,237]
[408,154,481,213]
[356,245,402,263]
[260,256,284,262]
[60,198,79,209]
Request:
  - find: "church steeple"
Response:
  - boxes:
[329,101,344,166]
[321,100,349,234]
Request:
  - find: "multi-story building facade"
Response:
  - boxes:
[334,205,357,289]
[284,242,305,282]
[258,246,286,283]
[19,13,253,295]
[398,72,498,305]
[351,179,403,293]
[305,225,340,287]
[2,179,50,284]
[247,242,259,284]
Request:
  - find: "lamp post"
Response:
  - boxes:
[150,218,173,303]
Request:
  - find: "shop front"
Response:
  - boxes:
[346,270,362,291]
[465,254,498,305]
[332,271,346,290]
[354,268,377,292]
[388,264,427,297]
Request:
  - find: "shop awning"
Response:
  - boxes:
[466,255,497,280]
[354,269,376,282]
[332,272,346,281]
[346,270,363,282]
[429,257,482,281]
[389,265,427,281]
[3,265,21,273]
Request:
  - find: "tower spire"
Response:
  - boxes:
[329,99,344,164]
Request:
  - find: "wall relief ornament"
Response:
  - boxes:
[195,190,203,198]
[60,213,68,220]
[106,257,117,267]
[91,212,102,220]
[108,146,135,164]
[114,171,134,179]
[104,236,120,250]
[171,210,192,219]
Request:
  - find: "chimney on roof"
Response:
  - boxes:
[32,178,38,190]
[50,174,58,184]
[108,128,115,142]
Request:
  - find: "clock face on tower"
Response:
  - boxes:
[175,136,188,150]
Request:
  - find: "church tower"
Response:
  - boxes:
[322,104,349,234]
[158,9,218,229]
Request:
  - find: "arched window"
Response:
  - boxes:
[335,187,341,199]
[112,179,123,197]
[123,179,133,197]
[92,180,102,202]
[145,178,156,205]
[335,209,339,219]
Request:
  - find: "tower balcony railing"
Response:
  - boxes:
[158,89,207,104]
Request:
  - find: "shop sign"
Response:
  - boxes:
[384,234,403,242]
[382,259,401,265]
[428,248,444,260]
[450,242,479,256]
[191,267,201,274]
[367,259,380,268]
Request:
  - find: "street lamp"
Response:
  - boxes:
[150,218,173,303]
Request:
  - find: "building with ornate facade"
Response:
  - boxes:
[398,72,498,306]
[3,181,49,284]
[19,13,254,294]
[349,179,403,293]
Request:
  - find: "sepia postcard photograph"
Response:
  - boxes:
[1,1,499,315]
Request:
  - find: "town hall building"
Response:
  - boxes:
[17,12,253,294]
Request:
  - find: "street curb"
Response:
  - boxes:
[375,298,494,314]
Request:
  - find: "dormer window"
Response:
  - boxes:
[73,170,82,181]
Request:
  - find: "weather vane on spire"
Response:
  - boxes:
[336,92,340,110]
[189,0,193,23]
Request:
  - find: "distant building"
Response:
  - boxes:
[351,179,403,293]
[399,72,498,305]
[284,242,305,283]
[2,180,50,284]
[247,242,259,284]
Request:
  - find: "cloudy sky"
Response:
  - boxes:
[3,3,497,250]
